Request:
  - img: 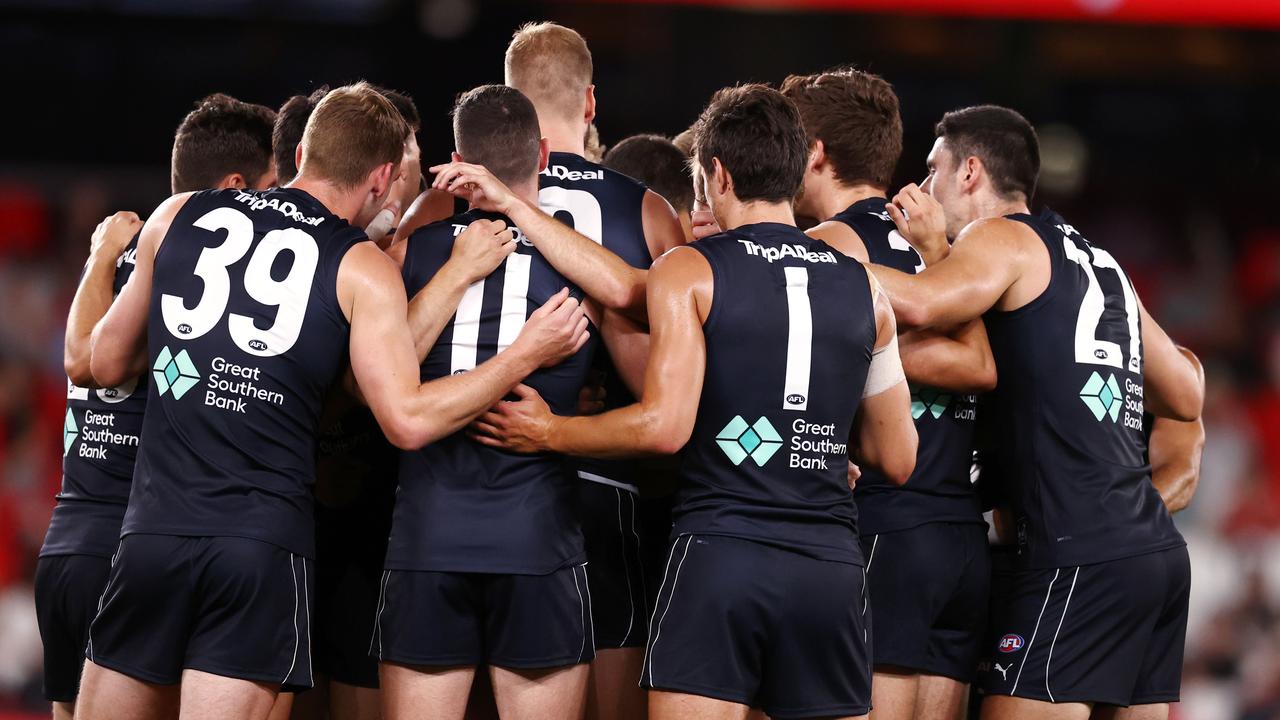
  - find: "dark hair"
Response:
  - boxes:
[693,84,807,204]
[300,82,409,189]
[935,105,1040,202]
[377,87,420,133]
[452,85,541,188]
[780,68,902,190]
[603,134,693,213]
[171,93,276,193]
[272,87,328,186]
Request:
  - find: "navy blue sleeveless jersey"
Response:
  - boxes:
[538,152,651,490]
[385,209,598,574]
[675,223,876,564]
[123,187,366,558]
[984,208,1183,569]
[833,198,984,535]
[42,234,147,559]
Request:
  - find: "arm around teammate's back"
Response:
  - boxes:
[340,241,589,450]
[852,275,918,485]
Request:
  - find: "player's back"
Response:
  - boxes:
[44,237,147,558]
[126,187,366,558]
[985,208,1182,568]
[833,197,984,534]
[677,222,876,564]
[386,209,598,575]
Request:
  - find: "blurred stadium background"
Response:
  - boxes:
[0,0,1276,718]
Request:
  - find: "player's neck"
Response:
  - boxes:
[471,179,539,213]
[539,120,588,158]
[288,175,364,225]
[814,181,888,221]
[974,193,1030,222]
[719,199,796,231]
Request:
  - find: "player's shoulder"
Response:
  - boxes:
[956,213,1043,250]
[543,152,645,192]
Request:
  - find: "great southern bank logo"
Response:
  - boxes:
[716,416,783,467]
[153,346,201,399]
[1080,371,1122,422]
[63,409,78,457]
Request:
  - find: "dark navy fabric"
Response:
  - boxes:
[978,545,1189,705]
[125,187,366,558]
[35,554,112,700]
[386,209,596,574]
[539,151,651,491]
[836,197,985,534]
[642,534,872,718]
[42,233,147,559]
[675,223,876,565]
[983,208,1183,569]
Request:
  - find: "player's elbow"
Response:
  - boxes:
[89,352,128,390]
[970,359,998,393]
[645,411,691,456]
[878,430,919,486]
[65,350,95,388]
[894,297,931,332]
[382,412,441,451]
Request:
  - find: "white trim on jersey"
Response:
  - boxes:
[1044,567,1080,702]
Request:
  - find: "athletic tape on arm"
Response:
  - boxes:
[863,333,905,398]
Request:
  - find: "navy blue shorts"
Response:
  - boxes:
[578,479,651,649]
[371,564,594,670]
[979,545,1189,706]
[642,534,871,719]
[87,534,314,690]
[860,522,990,681]
[35,554,112,701]
[313,555,382,688]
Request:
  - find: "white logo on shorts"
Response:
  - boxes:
[995,663,1011,681]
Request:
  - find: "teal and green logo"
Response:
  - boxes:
[63,409,78,457]
[911,386,952,421]
[1080,371,1122,422]
[153,346,201,399]
[716,416,783,467]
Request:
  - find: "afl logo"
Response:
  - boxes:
[1094,349,1108,360]
[248,339,268,352]
[177,323,192,335]
[786,394,806,406]
[998,634,1025,653]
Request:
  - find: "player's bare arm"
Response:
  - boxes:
[641,189,687,259]
[470,246,709,458]
[873,217,1047,330]
[430,160,648,320]
[898,320,998,393]
[851,275,918,485]
[387,218,518,361]
[1150,372,1206,514]
[597,309,649,396]
[65,211,144,386]
[1139,301,1204,422]
[340,242,589,450]
[90,193,194,388]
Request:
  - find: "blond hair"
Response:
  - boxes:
[299,81,407,189]
[504,22,593,123]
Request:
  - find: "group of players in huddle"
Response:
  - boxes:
[36,19,1207,720]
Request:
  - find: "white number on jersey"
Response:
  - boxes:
[887,230,926,274]
[539,187,604,245]
[449,255,534,374]
[161,207,319,358]
[1062,237,1141,372]
[782,266,814,411]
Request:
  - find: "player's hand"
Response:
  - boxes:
[90,211,143,261]
[469,384,555,454]
[365,199,402,244]
[428,161,518,216]
[886,184,947,262]
[576,371,607,415]
[510,288,591,369]
[690,209,721,241]
[448,219,517,283]
[847,461,862,490]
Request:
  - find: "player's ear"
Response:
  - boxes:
[537,138,550,173]
[961,156,982,194]
[711,157,731,198]
[371,162,395,197]
[295,144,304,175]
[584,85,597,125]
[451,151,463,163]
[218,173,247,190]
[807,140,825,173]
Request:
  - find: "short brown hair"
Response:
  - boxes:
[935,105,1040,202]
[693,85,808,204]
[171,94,276,193]
[604,134,693,213]
[453,85,541,188]
[504,22,593,123]
[781,69,902,190]
[299,82,408,189]
[272,87,328,186]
